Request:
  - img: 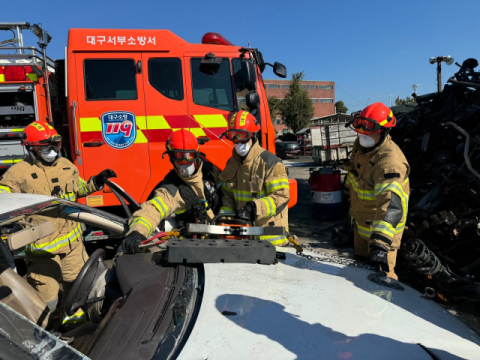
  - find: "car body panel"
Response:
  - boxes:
[0,193,57,214]
[1,194,480,359]
[179,248,480,360]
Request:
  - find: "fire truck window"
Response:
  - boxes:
[84,60,137,100]
[232,58,250,112]
[191,58,234,111]
[148,58,184,101]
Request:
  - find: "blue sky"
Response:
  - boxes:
[3,0,479,112]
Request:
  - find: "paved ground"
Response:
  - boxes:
[285,156,354,258]
[284,156,480,337]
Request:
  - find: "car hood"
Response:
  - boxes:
[178,248,480,360]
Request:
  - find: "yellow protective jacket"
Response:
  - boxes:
[218,141,290,246]
[128,161,220,237]
[344,135,410,250]
[0,156,98,255]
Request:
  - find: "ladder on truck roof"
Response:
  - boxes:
[0,22,55,70]
[0,22,56,172]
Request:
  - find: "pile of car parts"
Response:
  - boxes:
[391,58,480,314]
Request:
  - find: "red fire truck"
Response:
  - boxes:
[0,22,297,208]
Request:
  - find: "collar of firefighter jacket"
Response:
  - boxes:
[219,141,262,182]
[236,141,263,166]
[30,155,61,169]
[355,134,392,157]
[178,161,204,187]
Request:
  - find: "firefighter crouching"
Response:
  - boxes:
[122,129,221,253]
[344,103,410,280]
[0,121,116,323]
[218,111,290,246]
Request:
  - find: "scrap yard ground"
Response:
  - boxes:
[285,156,480,337]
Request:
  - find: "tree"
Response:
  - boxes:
[278,72,315,134]
[267,96,281,123]
[335,100,348,114]
[395,96,416,105]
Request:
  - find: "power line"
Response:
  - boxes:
[336,85,367,106]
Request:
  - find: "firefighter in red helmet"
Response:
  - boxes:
[122,129,221,253]
[0,121,116,323]
[218,111,290,246]
[344,103,410,279]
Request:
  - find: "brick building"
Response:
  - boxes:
[264,79,335,135]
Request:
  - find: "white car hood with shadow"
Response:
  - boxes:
[178,248,480,360]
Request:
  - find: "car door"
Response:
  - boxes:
[74,53,150,206]
[141,53,189,198]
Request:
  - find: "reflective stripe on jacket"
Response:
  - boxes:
[128,161,220,237]
[0,156,97,255]
[344,135,410,250]
[219,142,290,246]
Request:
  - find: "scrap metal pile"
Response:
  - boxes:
[391,58,480,313]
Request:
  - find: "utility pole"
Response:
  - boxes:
[389,94,396,107]
[412,84,423,96]
[429,56,454,92]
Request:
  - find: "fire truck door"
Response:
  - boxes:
[74,53,150,206]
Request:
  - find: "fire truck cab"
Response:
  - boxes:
[0,23,297,208]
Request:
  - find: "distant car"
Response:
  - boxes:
[275,141,301,159]
[1,193,480,359]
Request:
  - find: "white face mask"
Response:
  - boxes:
[234,142,251,157]
[358,134,376,148]
[39,148,58,163]
[178,162,196,177]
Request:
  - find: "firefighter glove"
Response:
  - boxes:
[235,201,256,223]
[369,244,390,273]
[121,231,146,254]
[92,169,117,190]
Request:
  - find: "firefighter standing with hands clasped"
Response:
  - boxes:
[0,121,116,324]
[121,129,221,253]
[344,103,410,279]
[218,111,290,246]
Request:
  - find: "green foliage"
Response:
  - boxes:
[335,100,348,114]
[267,96,281,123]
[278,72,315,134]
[395,96,416,105]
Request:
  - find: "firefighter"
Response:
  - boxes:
[344,103,410,280]
[121,129,221,253]
[218,111,290,246]
[0,121,116,323]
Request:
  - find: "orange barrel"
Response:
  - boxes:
[309,167,343,221]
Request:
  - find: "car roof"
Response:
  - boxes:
[178,248,480,359]
[0,193,56,214]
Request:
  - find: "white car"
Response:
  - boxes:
[0,193,479,360]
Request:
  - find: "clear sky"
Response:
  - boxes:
[2,0,479,112]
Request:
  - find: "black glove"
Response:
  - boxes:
[92,169,117,190]
[121,231,146,254]
[369,244,390,273]
[235,201,256,223]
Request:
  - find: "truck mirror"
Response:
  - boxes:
[200,53,222,75]
[255,50,266,73]
[241,59,257,91]
[273,62,287,78]
[246,90,260,110]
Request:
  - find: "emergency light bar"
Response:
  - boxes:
[201,32,234,46]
